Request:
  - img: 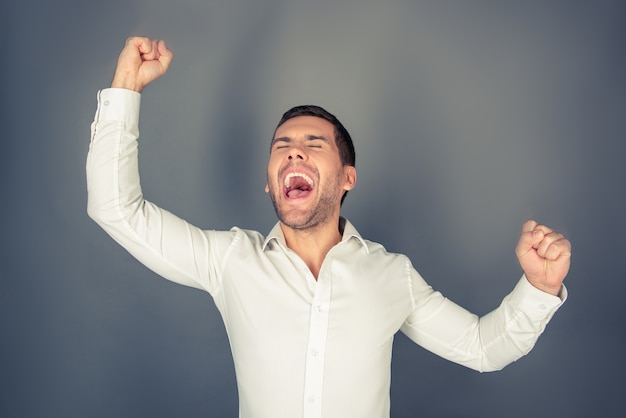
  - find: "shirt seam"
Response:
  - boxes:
[405,257,416,311]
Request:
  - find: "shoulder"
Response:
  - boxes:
[342,218,412,266]
[347,236,413,277]
[210,226,265,247]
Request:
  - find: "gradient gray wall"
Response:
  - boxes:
[2,1,625,417]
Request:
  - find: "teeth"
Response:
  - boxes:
[284,172,314,188]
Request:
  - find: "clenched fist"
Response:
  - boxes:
[111,37,173,92]
[516,220,571,296]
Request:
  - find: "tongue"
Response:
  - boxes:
[287,188,311,198]
[286,176,312,199]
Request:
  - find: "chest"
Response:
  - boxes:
[214,245,414,349]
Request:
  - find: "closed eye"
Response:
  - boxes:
[271,137,291,151]
[270,134,330,151]
[307,135,329,148]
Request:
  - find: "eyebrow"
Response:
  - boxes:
[307,135,330,143]
[271,135,331,146]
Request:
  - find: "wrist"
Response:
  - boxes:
[111,73,144,93]
[525,276,562,296]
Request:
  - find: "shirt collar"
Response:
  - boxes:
[262,217,369,253]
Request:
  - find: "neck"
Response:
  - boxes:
[280,217,343,280]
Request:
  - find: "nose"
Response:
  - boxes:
[287,144,307,161]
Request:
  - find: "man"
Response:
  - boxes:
[87,37,571,418]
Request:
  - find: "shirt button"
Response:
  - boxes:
[538,304,546,310]
[308,396,316,403]
[311,349,318,357]
[103,100,110,106]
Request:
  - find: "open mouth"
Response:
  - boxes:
[283,171,315,199]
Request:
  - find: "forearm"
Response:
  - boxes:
[87,89,143,225]
[401,274,566,372]
[473,277,566,370]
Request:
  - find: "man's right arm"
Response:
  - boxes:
[86,38,223,294]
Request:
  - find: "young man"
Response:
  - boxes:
[87,37,571,418]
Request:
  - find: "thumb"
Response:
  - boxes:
[155,40,174,71]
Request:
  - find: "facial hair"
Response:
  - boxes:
[268,172,344,232]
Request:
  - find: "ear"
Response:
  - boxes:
[342,166,357,192]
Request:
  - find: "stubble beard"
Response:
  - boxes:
[269,175,343,232]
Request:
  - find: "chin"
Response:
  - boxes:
[269,187,337,230]
[277,209,314,228]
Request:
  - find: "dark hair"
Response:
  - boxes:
[274,105,356,205]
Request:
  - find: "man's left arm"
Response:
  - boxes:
[400,220,570,372]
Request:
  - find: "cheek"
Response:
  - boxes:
[265,166,279,193]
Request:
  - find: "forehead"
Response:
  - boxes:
[274,116,335,139]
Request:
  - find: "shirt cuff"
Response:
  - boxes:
[508,275,567,320]
[95,88,141,124]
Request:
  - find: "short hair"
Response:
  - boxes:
[274,105,356,205]
[275,105,356,167]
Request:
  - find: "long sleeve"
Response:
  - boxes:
[86,88,224,294]
[401,269,566,372]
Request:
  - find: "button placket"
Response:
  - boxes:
[302,266,332,418]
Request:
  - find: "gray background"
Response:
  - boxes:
[2,1,625,417]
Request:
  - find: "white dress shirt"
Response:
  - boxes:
[87,88,566,418]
